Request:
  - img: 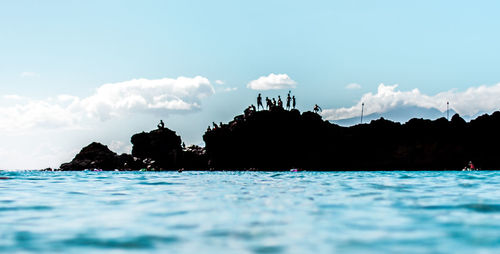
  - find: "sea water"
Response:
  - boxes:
[1,171,500,254]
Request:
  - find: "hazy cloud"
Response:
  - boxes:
[3,94,24,100]
[0,76,215,131]
[21,71,39,78]
[80,76,214,120]
[222,87,237,92]
[322,83,500,120]
[215,80,225,85]
[247,73,297,90]
[109,140,132,154]
[346,83,361,90]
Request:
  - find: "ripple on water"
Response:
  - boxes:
[461,204,500,213]
[421,203,500,213]
[0,205,53,212]
[61,235,180,249]
[66,191,86,195]
[149,210,189,217]
[458,183,479,188]
[398,174,415,179]
[252,245,285,254]
[138,181,180,186]
[204,229,277,240]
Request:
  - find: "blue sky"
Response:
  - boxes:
[1,0,500,169]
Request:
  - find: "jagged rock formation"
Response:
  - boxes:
[130,128,183,170]
[60,142,132,171]
[204,108,331,169]
[61,108,500,171]
[59,127,208,171]
[181,145,208,170]
[204,108,500,170]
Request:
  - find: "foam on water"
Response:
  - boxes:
[1,171,500,253]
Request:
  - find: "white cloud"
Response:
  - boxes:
[322,83,500,120]
[0,76,215,132]
[109,140,132,154]
[21,71,39,78]
[3,94,24,100]
[215,80,225,85]
[222,87,237,92]
[247,73,297,90]
[346,83,361,90]
[81,76,214,120]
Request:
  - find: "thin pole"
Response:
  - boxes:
[361,102,365,124]
[447,101,449,120]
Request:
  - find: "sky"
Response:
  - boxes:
[1,0,500,169]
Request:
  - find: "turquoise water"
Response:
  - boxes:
[1,171,500,253]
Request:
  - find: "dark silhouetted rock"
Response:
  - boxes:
[204,108,500,170]
[60,142,125,171]
[180,145,208,170]
[62,107,500,171]
[131,128,182,169]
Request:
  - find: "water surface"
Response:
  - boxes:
[1,171,500,253]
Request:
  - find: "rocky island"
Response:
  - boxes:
[60,107,500,171]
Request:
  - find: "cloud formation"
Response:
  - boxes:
[345,83,361,90]
[222,87,238,92]
[0,76,214,131]
[322,83,500,120]
[80,76,214,120]
[247,73,297,90]
[21,71,39,78]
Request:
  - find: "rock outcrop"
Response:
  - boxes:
[204,108,500,170]
[61,107,500,171]
[60,142,132,171]
[130,127,183,170]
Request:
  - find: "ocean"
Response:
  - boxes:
[1,171,500,253]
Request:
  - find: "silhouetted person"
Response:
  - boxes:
[278,96,283,108]
[468,161,475,169]
[292,96,296,109]
[207,126,211,131]
[286,92,291,110]
[157,120,165,129]
[212,122,219,129]
[244,105,257,117]
[266,97,271,110]
[257,93,263,111]
[272,98,276,107]
[313,104,322,113]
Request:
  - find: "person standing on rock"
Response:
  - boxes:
[257,93,264,111]
[278,96,283,108]
[266,97,271,110]
[292,96,296,109]
[286,92,291,110]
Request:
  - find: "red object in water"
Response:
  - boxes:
[0,177,9,180]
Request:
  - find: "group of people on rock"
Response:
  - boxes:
[207,91,323,132]
[256,91,296,111]
[208,121,225,131]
